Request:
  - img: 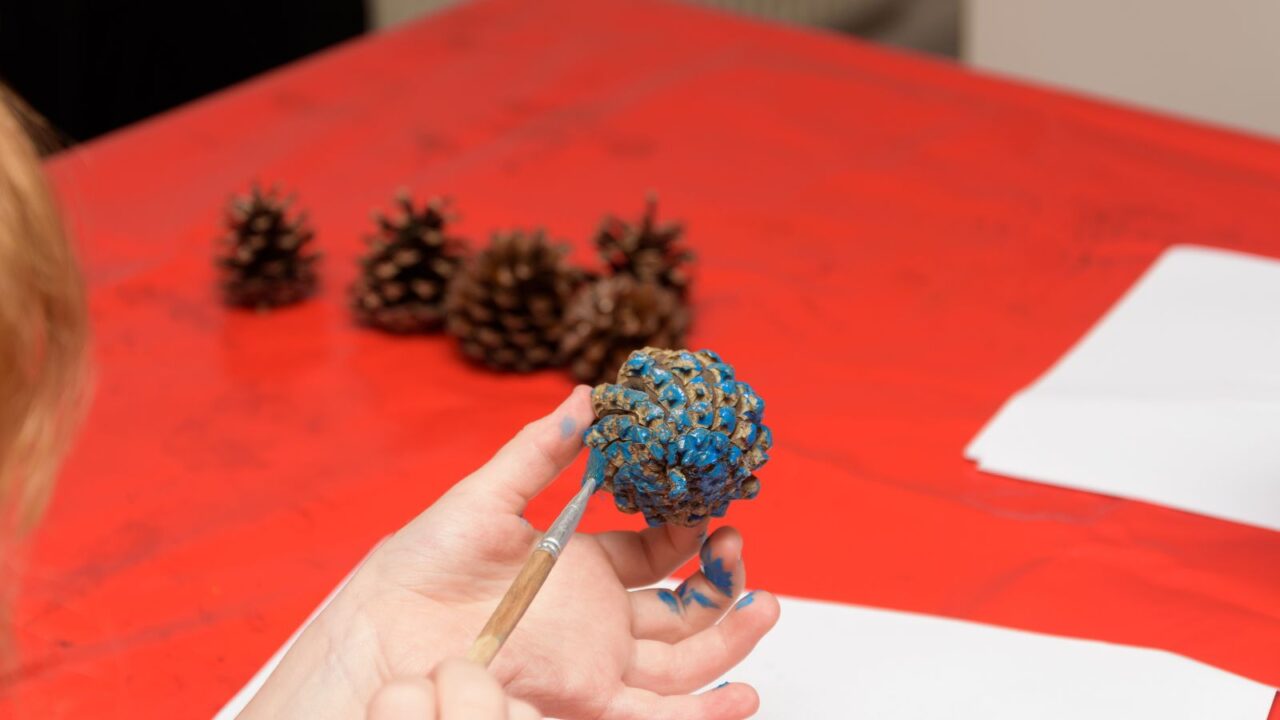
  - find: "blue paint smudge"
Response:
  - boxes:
[687,590,719,609]
[734,591,755,611]
[713,681,730,690]
[657,589,681,614]
[677,582,721,610]
[700,543,734,597]
[559,415,577,439]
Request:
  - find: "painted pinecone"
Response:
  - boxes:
[560,276,689,385]
[585,348,772,527]
[595,197,692,298]
[351,195,466,333]
[216,186,318,309]
[444,229,584,371]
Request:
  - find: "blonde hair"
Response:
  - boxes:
[0,88,88,537]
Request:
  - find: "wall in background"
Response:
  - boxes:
[367,0,890,30]
[965,0,1280,138]
[0,0,365,143]
[369,0,959,56]
[1,0,964,144]
[369,0,462,29]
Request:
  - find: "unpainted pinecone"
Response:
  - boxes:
[351,195,466,333]
[444,230,585,372]
[595,196,692,297]
[560,275,689,385]
[217,185,318,309]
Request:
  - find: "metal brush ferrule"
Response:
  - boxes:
[537,450,605,558]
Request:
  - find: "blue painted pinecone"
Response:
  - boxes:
[586,348,772,527]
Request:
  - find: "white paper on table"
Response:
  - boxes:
[216,586,1275,719]
[967,245,1280,532]
[734,596,1274,719]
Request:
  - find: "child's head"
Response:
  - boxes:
[0,87,88,536]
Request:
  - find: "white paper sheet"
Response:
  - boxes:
[967,245,1280,532]
[732,596,1274,719]
[216,588,1275,719]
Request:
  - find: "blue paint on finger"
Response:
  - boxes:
[734,592,756,610]
[713,682,730,690]
[657,589,681,614]
[700,543,734,597]
[688,590,720,609]
[559,415,577,439]
[677,582,721,610]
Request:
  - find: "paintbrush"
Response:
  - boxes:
[466,450,605,666]
[466,348,773,667]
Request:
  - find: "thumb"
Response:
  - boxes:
[454,385,596,515]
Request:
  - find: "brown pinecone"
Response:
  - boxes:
[351,195,466,333]
[216,185,318,309]
[560,276,689,384]
[595,196,692,297]
[444,229,585,372]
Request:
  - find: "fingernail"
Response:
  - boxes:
[734,591,756,610]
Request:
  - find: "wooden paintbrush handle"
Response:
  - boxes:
[466,471,600,667]
[466,548,557,667]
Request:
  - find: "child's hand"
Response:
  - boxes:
[368,660,541,720]
[242,386,779,720]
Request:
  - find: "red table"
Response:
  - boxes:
[5,0,1279,716]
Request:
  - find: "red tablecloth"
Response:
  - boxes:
[5,0,1278,716]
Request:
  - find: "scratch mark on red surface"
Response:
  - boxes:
[1,607,231,689]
